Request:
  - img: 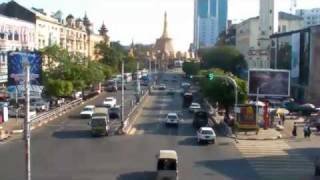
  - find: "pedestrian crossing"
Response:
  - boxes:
[235,140,314,180]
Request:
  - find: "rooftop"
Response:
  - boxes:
[279,11,303,21]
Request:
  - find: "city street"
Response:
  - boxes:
[0,71,318,180]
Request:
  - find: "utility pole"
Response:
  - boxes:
[121,60,124,127]
[23,60,31,180]
[136,61,140,96]
[256,88,260,125]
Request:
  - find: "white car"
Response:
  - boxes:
[197,127,216,144]
[80,105,95,118]
[103,97,117,108]
[159,84,166,90]
[181,82,190,87]
[189,103,201,112]
[165,113,180,127]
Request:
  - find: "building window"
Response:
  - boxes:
[14,32,19,41]
[8,32,13,40]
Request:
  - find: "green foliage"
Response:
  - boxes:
[200,68,247,109]
[124,56,137,73]
[200,46,247,76]
[182,61,200,76]
[45,79,73,97]
[41,45,110,97]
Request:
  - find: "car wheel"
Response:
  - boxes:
[212,139,215,144]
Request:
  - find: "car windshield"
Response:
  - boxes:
[168,115,177,119]
[83,108,93,111]
[201,130,213,135]
[91,118,106,127]
[157,159,177,171]
[105,98,113,102]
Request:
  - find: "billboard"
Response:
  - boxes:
[248,69,290,97]
[7,51,42,86]
[291,33,300,78]
[237,105,257,129]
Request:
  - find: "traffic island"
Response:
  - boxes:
[233,128,284,141]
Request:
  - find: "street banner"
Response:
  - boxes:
[291,33,300,78]
[7,51,42,86]
[248,69,290,97]
[237,105,257,129]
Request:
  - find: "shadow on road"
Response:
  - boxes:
[52,130,92,139]
[117,171,156,180]
[178,137,199,146]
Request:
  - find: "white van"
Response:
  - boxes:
[156,150,178,180]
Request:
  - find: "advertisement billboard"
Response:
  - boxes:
[248,69,290,97]
[7,51,42,86]
[237,105,257,129]
[291,33,300,78]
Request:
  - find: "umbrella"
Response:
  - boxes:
[276,108,289,115]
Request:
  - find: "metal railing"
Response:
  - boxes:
[30,98,83,126]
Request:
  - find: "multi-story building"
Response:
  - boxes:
[193,0,228,49]
[296,8,320,27]
[0,14,35,85]
[278,11,304,33]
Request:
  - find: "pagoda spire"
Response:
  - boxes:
[99,21,108,36]
[162,11,168,38]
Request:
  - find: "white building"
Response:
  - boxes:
[258,0,274,50]
[0,14,35,85]
[278,11,304,33]
[296,8,320,27]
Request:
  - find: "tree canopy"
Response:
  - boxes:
[182,61,200,76]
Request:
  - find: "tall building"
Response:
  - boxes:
[193,0,228,49]
[278,11,304,33]
[296,8,320,27]
[258,0,274,50]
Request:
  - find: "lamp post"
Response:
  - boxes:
[121,60,124,127]
[22,56,31,180]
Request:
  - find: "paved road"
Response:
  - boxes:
[3,70,316,179]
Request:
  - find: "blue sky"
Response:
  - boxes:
[1,0,319,51]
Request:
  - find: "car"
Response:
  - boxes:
[165,113,180,127]
[30,98,50,112]
[8,106,37,118]
[189,102,201,112]
[80,105,95,118]
[159,84,166,90]
[103,97,117,108]
[197,127,216,144]
[109,105,120,119]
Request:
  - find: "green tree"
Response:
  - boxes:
[200,46,247,77]
[124,56,137,73]
[182,61,200,76]
[200,68,247,116]
[45,79,73,97]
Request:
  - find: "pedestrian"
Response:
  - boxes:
[281,114,286,125]
[307,125,312,138]
[304,125,308,138]
[292,125,297,137]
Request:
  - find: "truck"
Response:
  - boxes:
[89,107,110,137]
[193,111,209,129]
[183,92,193,108]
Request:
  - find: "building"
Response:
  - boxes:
[193,0,228,49]
[0,14,35,85]
[236,17,259,68]
[270,25,320,105]
[154,12,175,70]
[296,8,320,27]
[278,11,304,33]
[235,0,274,69]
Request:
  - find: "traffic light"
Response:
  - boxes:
[208,73,214,80]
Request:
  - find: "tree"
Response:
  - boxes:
[124,56,137,73]
[182,61,200,76]
[200,46,247,77]
[45,79,73,97]
[200,68,247,116]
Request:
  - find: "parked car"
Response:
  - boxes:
[8,107,37,118]
[103,97,117,108]
[30,98,50,112]
[80,105,95,118]
[197,127,216,144]
[189,102,201,113]
[165,113,180,127]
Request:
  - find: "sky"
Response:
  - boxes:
[1,0,320,51]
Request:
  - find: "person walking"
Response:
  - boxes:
[304,124,308,138]
[307,125,312,138]
[292,124,297,137]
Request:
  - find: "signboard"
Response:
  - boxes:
[7,51,42,86]
[248,69,290,97]
[291,33,300,78]
[237,105,257,129]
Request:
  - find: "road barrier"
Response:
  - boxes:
[122,89,149,134]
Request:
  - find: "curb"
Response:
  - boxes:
[229,134,289,141]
